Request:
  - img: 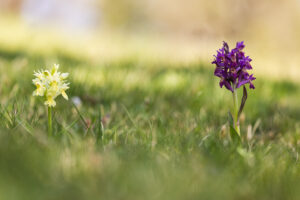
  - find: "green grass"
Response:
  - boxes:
[0,47,300,200]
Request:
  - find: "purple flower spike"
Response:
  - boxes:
[212,41,255,92]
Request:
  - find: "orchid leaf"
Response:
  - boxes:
[229,125,241,144]
[238,86,247,119]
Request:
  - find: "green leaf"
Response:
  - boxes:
[97,106,104,142]
[71,100,89,129]
[229,125,241,144]
[238,86,248,119]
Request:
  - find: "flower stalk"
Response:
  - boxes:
[48,106,52,136]
[232,87,240,136]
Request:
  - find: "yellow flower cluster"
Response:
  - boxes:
[33,64,69,107]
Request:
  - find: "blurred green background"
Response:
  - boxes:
[0,1,300,200]
[1,0,300,80]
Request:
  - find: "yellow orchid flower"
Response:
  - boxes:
[32,64,70,107]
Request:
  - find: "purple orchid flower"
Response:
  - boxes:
[212,41,256,93]
[212,41,256,138]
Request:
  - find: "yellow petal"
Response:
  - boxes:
[32,78,40,84]
[32,90,38,96]
[51,64,59,75]
[61,90,68,100]
[43,71,50,77]
[45,97,56,107]
[33,83,45,96]
[60,73,69,79]
[33,89,42,96]
[50,81,58,87]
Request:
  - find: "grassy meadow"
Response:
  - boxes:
[1,19,300,200]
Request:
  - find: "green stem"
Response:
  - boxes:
[48,106,52,137]
[232,87,241,136]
